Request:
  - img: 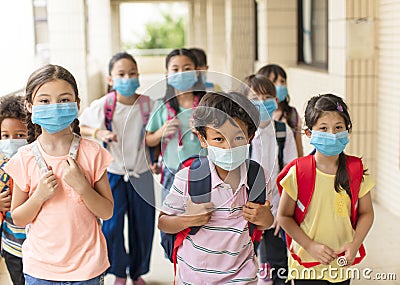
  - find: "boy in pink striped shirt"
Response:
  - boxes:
[158,92,274,284]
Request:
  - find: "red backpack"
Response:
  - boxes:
[276,154,366,268]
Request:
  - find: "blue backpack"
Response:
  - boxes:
[160,156,266,268]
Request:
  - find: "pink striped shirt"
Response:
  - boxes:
[162,161,259,284]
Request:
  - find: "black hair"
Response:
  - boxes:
[305,94,354,197]
[0,94,27,131]
[107,51,138,93]
[25,64,81,143]
[164,48,205,115]
[243,74,277,98]
[193,92,259,139]
[257,64,297,130]
[189,48,207,67]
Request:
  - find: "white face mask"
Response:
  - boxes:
[0,139,28,158]
[207,144,250,171]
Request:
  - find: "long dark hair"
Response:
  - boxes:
[25,64,81,143]
[164,48,205,114]
[305,94,354,197]
[107,52,138,93]
[257,64,297,130]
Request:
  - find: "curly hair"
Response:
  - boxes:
[0,94,27,131]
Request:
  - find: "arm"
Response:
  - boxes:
[158,199,214,234]
[145,119,180,147]
[277,191,336,264]
[80,125,117,143]
[62,158,113,220]
[0,189,11,212]
[11,170,58,226]
[335,192,374,264]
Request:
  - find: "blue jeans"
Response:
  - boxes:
[24,273,104,285]
[102,171,155,280]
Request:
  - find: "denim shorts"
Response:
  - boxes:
[24,273,105,285]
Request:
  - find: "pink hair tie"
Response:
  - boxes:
[337,102,344,112]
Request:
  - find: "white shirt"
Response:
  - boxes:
[79,95,154,176]
[251,120,297,216]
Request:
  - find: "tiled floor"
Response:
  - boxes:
[0,202,398,285]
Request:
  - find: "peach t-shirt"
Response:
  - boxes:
[4,137,113,281]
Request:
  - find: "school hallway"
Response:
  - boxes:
[0,201,398,285]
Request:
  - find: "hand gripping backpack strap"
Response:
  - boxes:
[32,134,81,175]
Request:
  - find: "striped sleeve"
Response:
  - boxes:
[161,167,189,215]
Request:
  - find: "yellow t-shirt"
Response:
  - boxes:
[280,165,374,282]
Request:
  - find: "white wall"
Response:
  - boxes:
[0,1,36,95]
[376,0,400,216]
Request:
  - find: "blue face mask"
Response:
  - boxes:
[310,130,349,156]
[275,85,288,102]
[207,144,249,171]
[0,139,27,158]
[168,71,198,91]
[113,77,140,97]
[253,99,278,122]
[32,102,79,134]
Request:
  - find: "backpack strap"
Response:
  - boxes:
[274,120,286,171]
[104,91,117,132]
[247,160,266,246]
[32,133,81,175]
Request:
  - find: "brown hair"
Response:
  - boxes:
[243,74,277,98]
[25,64,81,143]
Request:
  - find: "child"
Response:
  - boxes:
[79,52,155,285]
[189,47,221,91]
[4,64,114,284]
[0,94,28,285]
[257,64,304,157]
[277,94,374,285]
[158,91,274,284]
[244,74,297,284]
[145,48,205,200]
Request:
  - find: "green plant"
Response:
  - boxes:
[133,12,185,49]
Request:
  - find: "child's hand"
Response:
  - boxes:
[95,129,117,144]
[35,170,58,202]
[162,119,180,139]
[335,242,359,266]
[305,241,337,265]
[272,219,282,236]
[0,189,11,212]
[149,162,160,174]
[182,198,214,227]
[61,157,90,196]
[242,201,273,228]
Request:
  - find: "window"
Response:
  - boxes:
[298,0,328,69]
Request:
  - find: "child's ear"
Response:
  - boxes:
[305,129,312,138]
[196,131,208,148]
[76,97,81,110]
[25,101,32,113]
[106,76,113,88]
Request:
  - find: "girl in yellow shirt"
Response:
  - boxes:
[277,94,374,285]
